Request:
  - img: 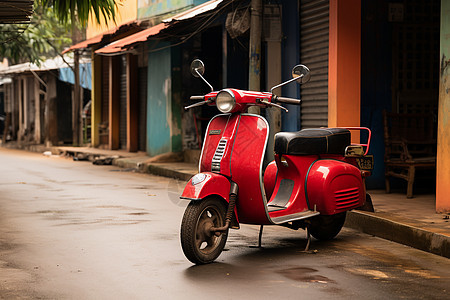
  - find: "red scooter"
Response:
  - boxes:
[180,59,373,264]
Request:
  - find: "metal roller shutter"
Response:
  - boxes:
[300,0,329,128]
[101,57,109,145]
[119,55,127,149]
[138,67,147,151]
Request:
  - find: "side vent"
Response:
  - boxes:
[334,187,360,210]
[211,139,227,172]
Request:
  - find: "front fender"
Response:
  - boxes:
[181,172,231,202]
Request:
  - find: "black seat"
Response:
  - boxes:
[274,128,351,155]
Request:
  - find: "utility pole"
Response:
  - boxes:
[248,0,262,115]
[72,20,82,146]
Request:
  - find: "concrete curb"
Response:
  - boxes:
[345,210,450,258]
[1,142,50,153]
[143,163,195,181]
[114,157,148,170]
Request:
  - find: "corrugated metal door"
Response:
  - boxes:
[300,0,329,128]
[101,57,109,145]
[119,55,127,149]
[138,67,147,151]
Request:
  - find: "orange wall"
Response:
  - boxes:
[328,0,361,143]
[436,0,450,213]
[86,0,137,39]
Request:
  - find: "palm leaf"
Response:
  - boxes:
[40,0,117,26]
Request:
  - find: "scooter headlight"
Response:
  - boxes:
[216,90,236,113]
[191,173,207,185]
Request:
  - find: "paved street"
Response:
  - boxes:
[1,147,449,299]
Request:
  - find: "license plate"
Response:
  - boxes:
[356,155,374,170]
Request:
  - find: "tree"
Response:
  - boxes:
[0,6,72,64]
[40,0,117,26]
[0,0,118,64]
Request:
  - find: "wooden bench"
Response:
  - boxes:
[383,110,436,198]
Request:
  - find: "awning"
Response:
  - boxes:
[0,56,92,90]
[62,34,104,54]
[162,0,224,22]
[0,55,91,75]
[95,0,225,55]
[0,0,34,24]
[59,63,92,90]
[95,23,167,54]
[62,21,143,54]
[0,77,12,85]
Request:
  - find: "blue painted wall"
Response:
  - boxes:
[147,42,172,157]
[281,0,301,132]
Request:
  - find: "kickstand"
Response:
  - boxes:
[304,226,311,252]
[258,225,264,248]
[301,226,317,254]
[250,225,264,248]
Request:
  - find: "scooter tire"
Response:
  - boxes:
[309,212,347,241]
[180,197,228,264]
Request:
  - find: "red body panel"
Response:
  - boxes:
[230,115,270,224]
[200,115,233,174]
[267,155,317,219]
[181,172,231,201]
[264,155,366,218]
[306,159,365,215]
[199,113,271,225]
[263,161,277,199]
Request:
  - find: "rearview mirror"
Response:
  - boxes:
[190,59,205,78]
[292,64,311,84]
[269,64,311,93]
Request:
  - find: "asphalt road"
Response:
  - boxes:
[1,147,449,299]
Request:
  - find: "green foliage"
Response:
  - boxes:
[0,6,72,64]
[40,0,118,26]
[0,0,118,65]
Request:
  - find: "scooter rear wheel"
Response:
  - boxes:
[309,212,347,241]
[180,197,228,264]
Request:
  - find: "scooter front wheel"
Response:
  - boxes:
[309,212,347,241]
[180,197,228,264]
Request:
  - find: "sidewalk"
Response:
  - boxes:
[345,191,449,259]
[8,144,450,259]
[52,146,197,181]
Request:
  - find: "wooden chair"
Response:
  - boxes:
[383,110,436,198]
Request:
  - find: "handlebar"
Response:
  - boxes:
[190,96,204,101]
[184,98,212,110]
[274,96,301,105]
[186,93,301,112]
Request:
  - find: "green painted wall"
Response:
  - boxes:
[137,0,209,20]
[147,42,172,156]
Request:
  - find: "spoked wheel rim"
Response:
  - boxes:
[195,206,223,255]
[181,197,228,264]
